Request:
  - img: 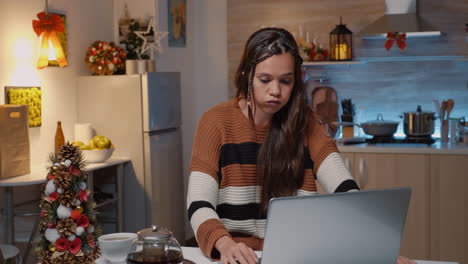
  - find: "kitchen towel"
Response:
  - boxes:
[74,123,93,143]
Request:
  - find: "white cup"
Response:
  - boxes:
[98,233,137,263]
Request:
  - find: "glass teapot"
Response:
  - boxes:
[127,225,184,264]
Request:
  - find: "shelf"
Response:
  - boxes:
[302,55,468,67]
[357,55,468,62]
[95,196,119,209]
[303,61,362,66]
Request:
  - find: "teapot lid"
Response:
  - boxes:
[137,225,172,242]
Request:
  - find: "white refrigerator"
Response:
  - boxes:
[77,72,185,242]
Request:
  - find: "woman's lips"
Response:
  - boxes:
[266,100,281,106]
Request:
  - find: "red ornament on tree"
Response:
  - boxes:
[55,237,70,252]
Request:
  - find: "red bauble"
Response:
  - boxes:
[69,237,82,255]
[71,210,81,220]
[49,192,58,202]
[69,165,81,176]
[55,237,70,252]
[77,214,89,228]
[79,190,88,202]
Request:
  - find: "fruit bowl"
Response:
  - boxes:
[81,148,115,163]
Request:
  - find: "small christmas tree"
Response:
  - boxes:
[36,143,101,263]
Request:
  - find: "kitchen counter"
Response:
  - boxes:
[337,142,468,155]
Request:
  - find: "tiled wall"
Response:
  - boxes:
[304,59,468,136]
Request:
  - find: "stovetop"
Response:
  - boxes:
[366,136,436,145]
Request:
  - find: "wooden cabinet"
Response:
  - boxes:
[319,150,468,262]
[348,153,430,260]
[429,155,468,264]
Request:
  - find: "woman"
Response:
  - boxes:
[187,27,414,264]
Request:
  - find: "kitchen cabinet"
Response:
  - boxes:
[429,154,468,264]
[337,147,468,263]
[346,153,430,260]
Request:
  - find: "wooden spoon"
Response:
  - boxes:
[441,100,447,121]
[446,99,454,120]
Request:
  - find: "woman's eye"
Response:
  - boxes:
[280,79,292,85]
[259,79,270,84]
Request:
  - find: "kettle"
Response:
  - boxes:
[127,225,184,264]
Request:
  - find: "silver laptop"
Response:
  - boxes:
[260,187,412,264]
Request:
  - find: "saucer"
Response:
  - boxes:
[95,257,126,264]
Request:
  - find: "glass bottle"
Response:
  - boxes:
[55,121,65,153]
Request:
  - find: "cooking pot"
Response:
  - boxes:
[360,113,399,137]
[401,105,436,137]
[334,113,399,137]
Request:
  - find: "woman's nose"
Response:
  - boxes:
[269,81,280,96]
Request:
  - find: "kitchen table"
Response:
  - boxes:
[0,157,130,245]
[94,247,460,263]
[179,247,458,264]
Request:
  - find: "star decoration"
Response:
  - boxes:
[134,17,168,59]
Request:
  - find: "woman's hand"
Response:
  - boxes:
[215,236,258,264]
[397,256,417,264]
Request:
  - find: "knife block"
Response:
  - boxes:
[341,114,354,138]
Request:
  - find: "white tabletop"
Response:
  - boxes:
[180,247,459,264]
[0,157,130,187]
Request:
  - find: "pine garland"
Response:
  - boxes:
[36,142,101,263]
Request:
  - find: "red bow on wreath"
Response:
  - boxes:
[384,32,407,51]
[32,11,68,69]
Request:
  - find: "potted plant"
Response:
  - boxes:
[122,19,154,74]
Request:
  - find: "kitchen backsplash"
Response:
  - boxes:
[305,60,468,137]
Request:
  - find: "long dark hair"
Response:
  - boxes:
[234,27,309,211]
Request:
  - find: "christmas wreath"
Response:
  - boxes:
[84,41,126,75]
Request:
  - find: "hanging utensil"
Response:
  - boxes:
[446,99,454,120]
[441,100,447,120]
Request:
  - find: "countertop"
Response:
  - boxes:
[338,142,468,155]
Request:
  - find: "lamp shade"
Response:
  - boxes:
[329,18,353,61]
[32,11,68,69]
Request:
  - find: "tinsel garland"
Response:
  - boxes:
[36,142,101,263]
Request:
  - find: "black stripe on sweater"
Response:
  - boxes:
[219,143,314,169]
[334,179,360,193]
[216,203,267,220]
[188,201,215,221]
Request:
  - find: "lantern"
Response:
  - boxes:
[329,17,353,61]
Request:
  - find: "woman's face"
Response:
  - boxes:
[252,52,295,118]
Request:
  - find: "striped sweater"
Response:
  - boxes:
[187,98,359,259]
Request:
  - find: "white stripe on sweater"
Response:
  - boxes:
[317,152,357,193]
[296,189,319,196]
[187,171,219,208]
[218,186,261,205]
[190,207,220,236]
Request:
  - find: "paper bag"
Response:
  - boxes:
[0,105,30,179]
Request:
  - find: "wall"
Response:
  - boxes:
[0,0,114,215]
[155,0,229,239]
[227,0,468,136]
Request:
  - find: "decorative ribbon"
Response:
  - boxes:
[32,11,67,69]
[384,32,407,51]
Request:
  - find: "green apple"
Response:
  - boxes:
[72,141,85,147]
[80,145,90,150]
[88,139,97,149]
[93,135,105,146]
[96,137,112,149]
